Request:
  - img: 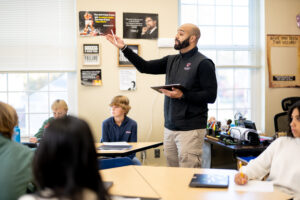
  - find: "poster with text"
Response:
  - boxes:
[123,13,158,39]
[119,69,136,91]
[81,69,102,86]
[79,11,115,36]
[83,44,100,65]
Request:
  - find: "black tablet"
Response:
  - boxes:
[189,174,229,188]
[151,84,185,93]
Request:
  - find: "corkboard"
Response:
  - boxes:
[267,35,300,88]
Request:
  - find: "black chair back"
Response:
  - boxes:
[274,112,289,133]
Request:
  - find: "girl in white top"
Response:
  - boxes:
[235,101,300,199]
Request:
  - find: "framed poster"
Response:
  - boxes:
[79,11,115,36]
[118,44,140,67]
[83,44,100,66]
[267,35,300,88]
[81,69,102,86]
[123,13,158,39]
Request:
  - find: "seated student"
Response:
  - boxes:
[20,116,110,200]
[29,99,68,143]
[101,95,140,165]
[0,102,34,200]
[235,101,300,199]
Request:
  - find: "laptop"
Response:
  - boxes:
[189,174,229,188]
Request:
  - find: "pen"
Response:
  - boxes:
[239,161,243,178]
[111,29,117,44]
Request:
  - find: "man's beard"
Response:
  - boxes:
[174,37,190,50]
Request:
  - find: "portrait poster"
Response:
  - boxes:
[79,11,115,36]
[83,44,100,66]
[267,35,300,88]
[118,44,139,66]
[81,69,102,86]
[119,69,136,91]
[123,13,158,39]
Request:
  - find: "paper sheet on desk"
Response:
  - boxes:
[103,142,130,146]
[232,180,274,192]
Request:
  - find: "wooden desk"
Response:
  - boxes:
[205,136,268,169]
[100,166,160,199]
[96,142,163,157]
[101,165,291,200]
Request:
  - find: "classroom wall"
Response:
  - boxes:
[264,0,300,135]
[76,0,178,165]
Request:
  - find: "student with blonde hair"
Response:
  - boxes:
[0,102,34,200]
[30,99,68,143]
[101,95,140,165]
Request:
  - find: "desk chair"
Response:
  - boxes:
[274,112,289,133]
[273,97,300,133]
[98,157,134,170]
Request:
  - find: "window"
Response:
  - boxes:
[0,0,76,137]
[0,72,76,137]
[180,0,260,124]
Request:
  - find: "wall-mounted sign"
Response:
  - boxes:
[79,11,115,36]
[83,44,100,66]
[267,35,300,88]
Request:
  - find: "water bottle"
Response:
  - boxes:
[13,126,21,143]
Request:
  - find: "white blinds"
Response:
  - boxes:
[0,0,76,71]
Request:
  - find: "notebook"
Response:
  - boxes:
[98,142,132,150]
[189,174,229,188]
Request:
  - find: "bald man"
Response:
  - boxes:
[106,24,217,168]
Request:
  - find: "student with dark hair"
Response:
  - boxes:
[20,116,110,200]
[235,101,300,199]
[0,102,34,200]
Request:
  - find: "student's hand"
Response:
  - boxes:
[160,87,183,99]
[29,137,38,143]
[234,172,248,185]
[105,34,125,49]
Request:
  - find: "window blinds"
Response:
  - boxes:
[0,0,76,71]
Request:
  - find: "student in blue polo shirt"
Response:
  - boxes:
[101,95,140,165]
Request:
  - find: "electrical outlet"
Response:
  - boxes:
[154,149,160,158]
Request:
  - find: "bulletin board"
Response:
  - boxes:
[267,35,300,88]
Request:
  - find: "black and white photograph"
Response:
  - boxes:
[118,44,140,66]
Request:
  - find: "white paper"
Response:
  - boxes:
[232,180,274,192]
[112,196,140,200]
[102,142,130,146]
[119,69,136,91]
